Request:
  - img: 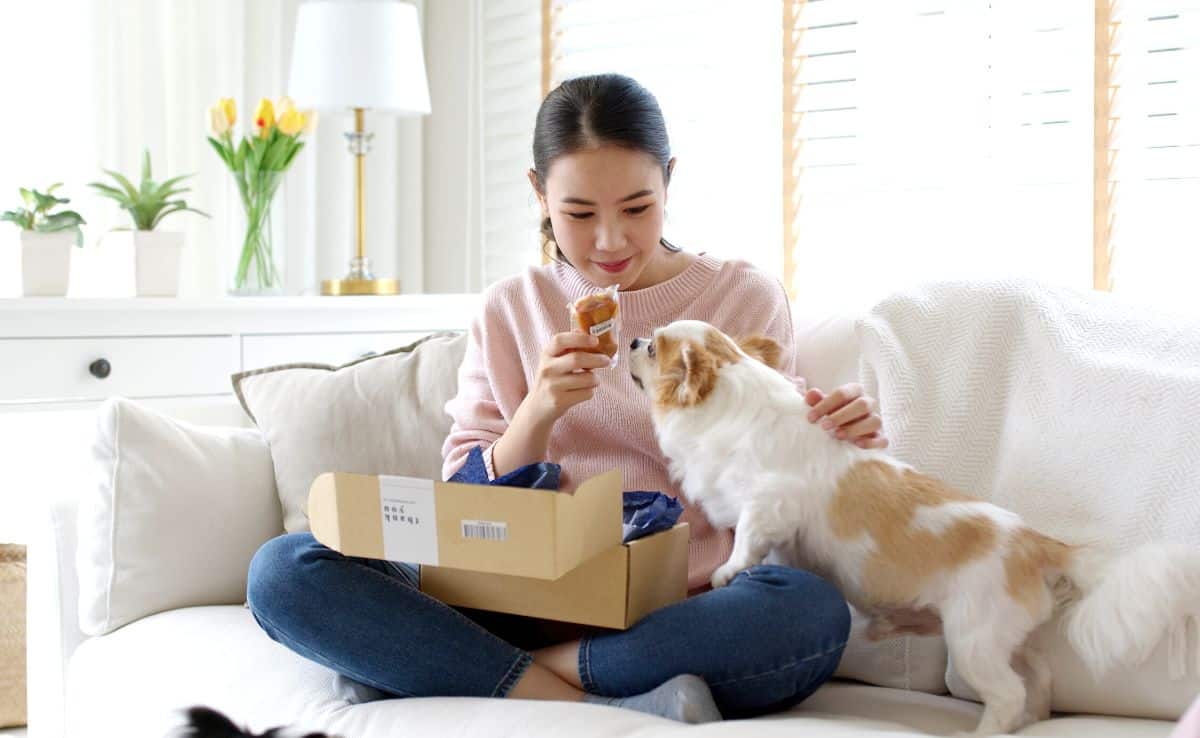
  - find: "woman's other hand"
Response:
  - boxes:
[805,383,889,450]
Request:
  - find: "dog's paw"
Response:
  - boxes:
[711,563,742,589]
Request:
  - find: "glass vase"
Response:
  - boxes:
[228,194,283,296]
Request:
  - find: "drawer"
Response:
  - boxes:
[240,332,435,371]
[0,336,239,403]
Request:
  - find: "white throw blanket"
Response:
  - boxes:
[854,278,1200,717]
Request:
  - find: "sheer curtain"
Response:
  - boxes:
[0,0,426,298]
[0,1,97,297]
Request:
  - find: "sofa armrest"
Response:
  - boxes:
[27,490,84,738]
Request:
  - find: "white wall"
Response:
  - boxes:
[422,0,483,294]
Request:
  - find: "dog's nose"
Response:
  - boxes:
[631,338,643,351]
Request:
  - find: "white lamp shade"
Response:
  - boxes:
[288,0,431,115]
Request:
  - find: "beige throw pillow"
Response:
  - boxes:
[231,332,467,534]
[80,397,281,636]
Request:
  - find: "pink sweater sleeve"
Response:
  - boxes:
[760,277,807,393]
[441,311,510,481]
[1170,693,1200,738]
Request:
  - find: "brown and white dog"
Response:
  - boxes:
[629,319,1200,735]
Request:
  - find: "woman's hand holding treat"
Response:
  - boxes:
[494,288,619,477]
[491,331,611,477]
[527,331,613,422]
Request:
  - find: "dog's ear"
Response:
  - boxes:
[738,334,782,369]
[656,339,718,407]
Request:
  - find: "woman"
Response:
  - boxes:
[247,73,887,724]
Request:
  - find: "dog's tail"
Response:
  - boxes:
[1060,543,1200,677]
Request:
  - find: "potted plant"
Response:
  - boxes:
[1,184,86,296]
[88,150,209,297]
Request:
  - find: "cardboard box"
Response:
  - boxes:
[307,469,622,580]
[420,523,690,629]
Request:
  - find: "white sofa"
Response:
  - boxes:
[27,280,1193,738]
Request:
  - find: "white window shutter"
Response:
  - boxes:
[1108,2,1200,313]
[789,0,1093,315]
[480,0,544,287]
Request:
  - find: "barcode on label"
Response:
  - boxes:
[461,520,508,541]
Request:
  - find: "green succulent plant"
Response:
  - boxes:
[88,149,210,231]
[0,184,86,246]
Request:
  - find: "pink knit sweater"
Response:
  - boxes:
[441,253,805,593]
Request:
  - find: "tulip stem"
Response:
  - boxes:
[234,168,281,292]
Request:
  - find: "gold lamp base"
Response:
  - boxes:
[321,253,399,295]
[321,108,401,297]
[321,278,400,295]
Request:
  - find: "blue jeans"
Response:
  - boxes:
[246,532,850,719]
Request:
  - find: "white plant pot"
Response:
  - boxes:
[132,230,184,297]
[19,231,74,297]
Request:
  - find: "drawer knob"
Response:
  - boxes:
[89,358,112,379]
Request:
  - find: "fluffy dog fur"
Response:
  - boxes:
[629,319,1200,735]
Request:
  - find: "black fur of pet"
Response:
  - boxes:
[176,706,340,738]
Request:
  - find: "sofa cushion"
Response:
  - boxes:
[832,605,948,695]
[857,278,1200,720]
[231,332,467,534]
[64,605,1173,738]
[78,397,281,636]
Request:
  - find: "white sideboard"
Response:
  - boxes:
[0,295,481,544]
[0,295,481,406]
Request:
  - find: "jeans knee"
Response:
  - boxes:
[708,565,851,717]
[246,532,322,615]
[743,565,851,647]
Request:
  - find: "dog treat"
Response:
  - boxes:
[569,284,620,367]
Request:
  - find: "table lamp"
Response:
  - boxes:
[287,0,431,295]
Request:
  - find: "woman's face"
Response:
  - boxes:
[531,145,674,291]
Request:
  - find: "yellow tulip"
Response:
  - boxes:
[219,97,237,128]
[301,109,318,136]
[277,107,304,136]
[254,98,275,138]
[207,104,230,136]
[276,96,296,115]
